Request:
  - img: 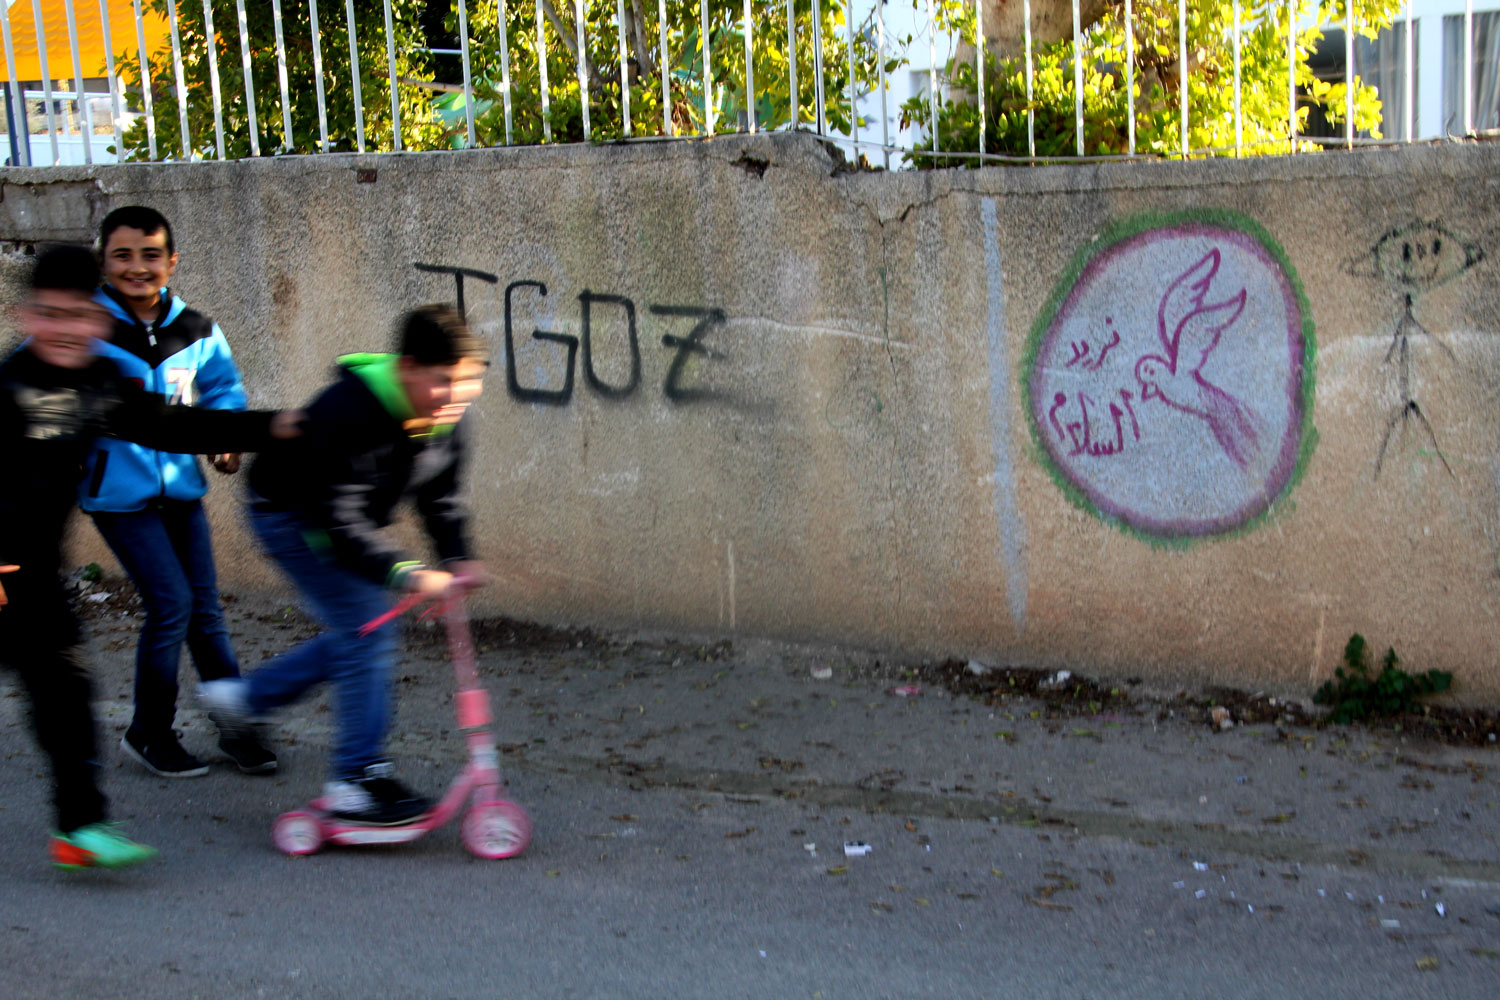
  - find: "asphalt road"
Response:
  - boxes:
[3,587,1498,999]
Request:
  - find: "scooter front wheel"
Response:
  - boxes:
[461,800,531,859]
[273,810,326,856]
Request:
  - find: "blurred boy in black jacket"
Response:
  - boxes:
[0,245,299,870]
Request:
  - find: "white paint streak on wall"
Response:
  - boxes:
[727,540,737,630]
[728,316,918,349]
[982,199,1028,633]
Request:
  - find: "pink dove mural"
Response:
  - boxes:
[1133,249,1259,469]
[1025,215,1313,540]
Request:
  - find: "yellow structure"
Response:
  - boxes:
[0,0,168,83]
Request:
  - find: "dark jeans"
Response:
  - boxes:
[242,508,397,781]
[91,500,240,738]
[0,564,107,833]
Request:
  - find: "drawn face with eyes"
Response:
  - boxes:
[1360,222,1485,291]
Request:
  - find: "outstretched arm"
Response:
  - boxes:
[107,377,301,454]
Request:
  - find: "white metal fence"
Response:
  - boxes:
[1,1,1496,168]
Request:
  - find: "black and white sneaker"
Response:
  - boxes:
[120,728,209,778]
[323,762,432,826]
[201,678,278,774]
[216,722,278,775]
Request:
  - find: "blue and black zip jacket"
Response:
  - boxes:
[79,284,247,512]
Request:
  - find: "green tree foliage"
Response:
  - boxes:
[120,0,440,159]
[903,0,1407,166]
[443,0,888,146]
[116,0,894,157]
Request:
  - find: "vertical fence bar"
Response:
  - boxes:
[1286,0,1295,153]
[577,0,591,140]
[272,0,293,150]
[812,0,825,134]
[700,0,713,134]
[0,1,28,166]
[131,0,157,159]
[497,0,513,144]
[1124,0,1134,154]
[345,0,365,151]
[658,0,670,135]
[924,0,935,150]
[309,0,330,151]
[235,0,260,156]
[1350,0,1362,147]
[786,0,797,128]
[537,0,551,141]
[98,0,131,162]
[98,0,127,160]
[1403,0,1413,141]
[876,0,888,167]
[1071,0,1082,155]
[975,0,984,159]
[618,0,633,136]
[32,0,58,164]
[202,0,226,158]
[1023,0,1033,156]
[1177,0,1186,158]
[382,0,401,149]
[847,0,856,150]
[1232,0,1242,154]
[1464,0,1473,134]
[458,0,475,146]
[63,0,95,165]
[742,0,754,132]
[165,0,188,158]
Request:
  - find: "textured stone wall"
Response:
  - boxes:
[3,134,1498,699]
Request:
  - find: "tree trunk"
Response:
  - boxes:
[972,0,1118,58]
[627,0,657,80]
[541,0,600,87]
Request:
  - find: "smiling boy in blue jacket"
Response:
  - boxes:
[83,206,274,778]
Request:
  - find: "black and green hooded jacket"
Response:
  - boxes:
[246,354,471,587]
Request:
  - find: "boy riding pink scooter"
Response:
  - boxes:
[204,305,490,826]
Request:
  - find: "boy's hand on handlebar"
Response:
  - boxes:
[0,564,18,609]
[405,569,454,595]
[445,560,489,590]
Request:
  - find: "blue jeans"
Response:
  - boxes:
[243,507,397,781]
[91,500,240,738]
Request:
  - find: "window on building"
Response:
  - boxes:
[1443,11,1500,134]
[1304,22,1420,141]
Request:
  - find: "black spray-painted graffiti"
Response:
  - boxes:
[415,262,729,406]
[1344,222,1486,478]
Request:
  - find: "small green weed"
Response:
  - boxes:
[80,562,103,583]
[1314,634,1452,724]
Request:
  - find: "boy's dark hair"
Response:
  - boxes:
[31,243,101,293]
[398,305,488,366]
[98,205,174,255]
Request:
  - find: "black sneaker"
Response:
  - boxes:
[322,762,432,826]
[214,720,278,775]
[120,729,209,778]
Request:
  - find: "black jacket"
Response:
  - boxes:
[0,348,277,573]
[246,363,471,586]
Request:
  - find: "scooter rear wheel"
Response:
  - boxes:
[461,800,531,859]
[273,810,326,856]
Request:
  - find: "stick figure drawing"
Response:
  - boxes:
[1344,221,1486,479]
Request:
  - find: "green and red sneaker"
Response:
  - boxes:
[50,823,158,871]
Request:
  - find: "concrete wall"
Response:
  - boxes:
[2,134,1498,700]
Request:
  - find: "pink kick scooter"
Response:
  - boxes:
[270,587,532,859]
